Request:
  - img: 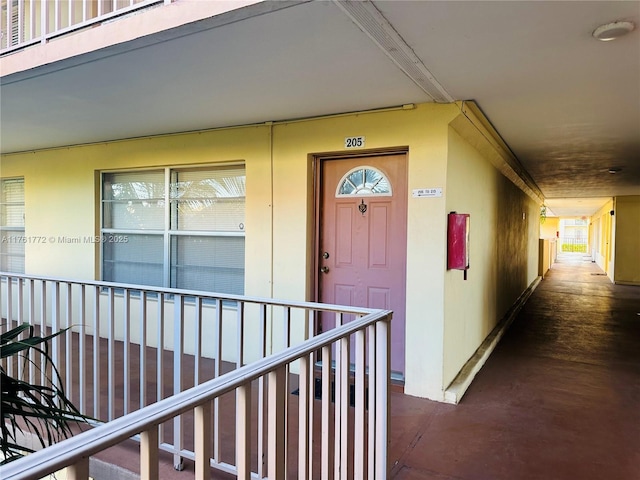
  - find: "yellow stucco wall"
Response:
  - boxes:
[591,199,614,278]
[540,217,559,239]
[270,104,458,398]
[0,127,273,296]
[1,102,542,400]
[614,196,640,285]
[443,125,540,389]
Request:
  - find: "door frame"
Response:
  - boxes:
[311,146,409,319]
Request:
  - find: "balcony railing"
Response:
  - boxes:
[0,272,391,479]
[1,0,169,55]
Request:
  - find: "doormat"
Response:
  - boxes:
[291,378,368,409]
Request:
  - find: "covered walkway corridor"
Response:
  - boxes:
[390,254,640,480]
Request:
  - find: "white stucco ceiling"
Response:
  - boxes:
[1,0,639,217]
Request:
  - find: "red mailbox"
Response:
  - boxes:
[447,212,470,278]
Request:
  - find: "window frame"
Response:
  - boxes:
[0,177,25,273]
[100,164,246,293]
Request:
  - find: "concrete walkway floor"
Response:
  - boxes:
[388,254,640,480]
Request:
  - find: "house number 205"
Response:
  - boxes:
[344,136,365,149]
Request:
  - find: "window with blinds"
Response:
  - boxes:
[0,177,25,273]
[102,166,246,294]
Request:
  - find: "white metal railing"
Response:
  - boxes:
[0,272,391,479]
[1,0,169,55]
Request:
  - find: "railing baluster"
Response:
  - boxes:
[283,306,291,471]
[67,457,90,480]
[195,401,212,480]
[28,279,36,385]
[65,283,73,401]
[123,289,131,414]
[354,326,366,478]
[140,291,147,409]
[333,313,343,480]
[338,335,350,480]
[375,318,390,477]
[7,275,13,321]
[40,0,47,42]
[236,384,251,480]
[257,303,267,478]
[93,285,101,419]
[157,293,165,441]
[107,287,116,420]
[140,425,159,480]
[39,280,47,386]
[52,281,61,396]
[54,0,60,31]
[17,0,24,45]
[68,0,73,28]
[17,276,24,323]
[236,300,244,368]
[6,278,14,376]
[173,294,185,470]
[367,324,376,480]
[306,309,314,479]
[268,366,286,480]
[213,298,222,463]
[194,296,202,385]
[79,285,86,413]
[156,293,164,401]
[321,344,333,480]
[16,279,24,380]
[298,353,311,479]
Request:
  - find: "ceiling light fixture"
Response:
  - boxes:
[608,167,622,174]
[592,21,635,41]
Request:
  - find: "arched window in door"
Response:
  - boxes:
[335,166,392,197]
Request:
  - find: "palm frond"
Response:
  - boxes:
[1,323,91,465]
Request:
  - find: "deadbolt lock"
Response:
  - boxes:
[322,252,330,259]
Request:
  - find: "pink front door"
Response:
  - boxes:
[318,153,407,375]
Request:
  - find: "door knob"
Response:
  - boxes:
[320,266,330,274]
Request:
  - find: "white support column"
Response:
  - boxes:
[236,384,252,480]
[268,367,286,480]
[141,426,159,480]
[195,401,212,480]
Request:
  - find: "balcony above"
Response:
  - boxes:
[1,0,639,206]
